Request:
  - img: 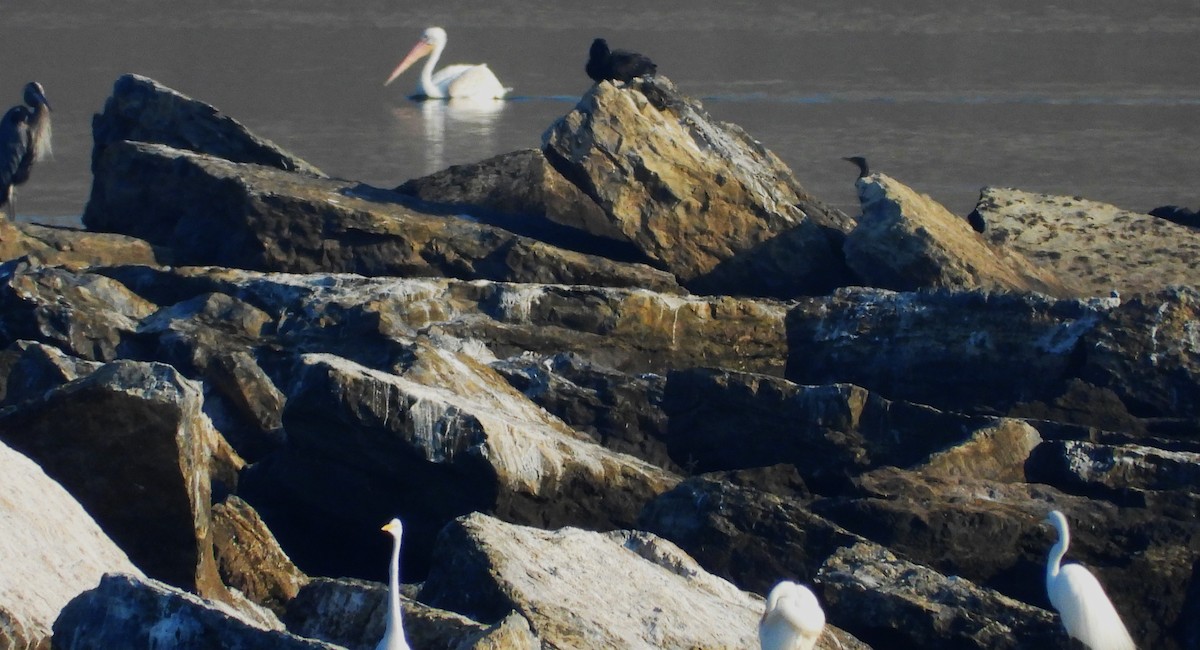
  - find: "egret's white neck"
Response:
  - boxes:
[1046,519,1069,581]
[386,534,403,632]
[420,40,446,98]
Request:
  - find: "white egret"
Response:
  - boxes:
[377,518,411,650]
[1044,510,1136,650]
[759,580,826,650]
[383,27,509,99]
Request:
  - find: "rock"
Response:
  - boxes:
[51,573,339,649]
[817,541,1067,649]
[0,360,228,602]
[453,612,539,650]
[544,76,853,296]
[0,440,142,649]
[420,513,866,650]
[282,576,506,650]
[913,419,1042,483]
[1027,439,1200,495]
[844,174,1074,296]
[1006,378,1147,436]
[396,148,629,245]
[83,141,682,293]
[638,477,864,595]
[212,495,310,618]
[660,368,991,492]
[241,346,677,581]
[1149,204,1200,229]
[0,222,166,271]
[784,287,1106,415]
[976,187,1200,295]
[490,352,674,471]
[0,340,101,406]
[90,73,323,176]
[1079,286,1200,419]
[0,262,157,361]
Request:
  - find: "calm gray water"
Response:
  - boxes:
[3,1,1198,222]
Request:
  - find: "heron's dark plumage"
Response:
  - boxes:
[0,106,33,208]
[586,38,657,83]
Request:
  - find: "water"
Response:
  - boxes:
[3,1,1198,224]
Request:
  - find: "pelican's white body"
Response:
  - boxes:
[377,518,411,650]
[1044,510,1136,650]
[759,581,826,650]
[385,27,509,99]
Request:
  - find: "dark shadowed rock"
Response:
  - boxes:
[0,361,228,602]
[52,573,336,649]
[638,477,864,595]
[1006,378,1147,436]
[0,440,142,649]
[396,148,628,244]
[91,73,323,176]
[0,340,101,406]
[544,76,854,296]
[83,141,682,293]
[1149,204,1200,229]
[844,173,1074,297]
[1027,439,1200,498]
[661,368,992,492]
[818,541,1068,649]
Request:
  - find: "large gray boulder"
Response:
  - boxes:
[91,73,323,176]
[844,173,1074,297]
[82,141,682,293]
[420,513,866,650]
[0,440,142,650]
[52,573,339,649]
[544,76,854,296]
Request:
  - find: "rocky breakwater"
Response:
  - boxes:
[0,71,1195,650]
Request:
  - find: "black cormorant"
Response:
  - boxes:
[586,38,657,84]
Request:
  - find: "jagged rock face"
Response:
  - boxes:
[639,478,864,595]
[0,361,226,600]
[420,513,866,650]
[243,346,677,581]
[83,141,682,293]
[0,222,166,270]
[661,368,998,492]
[544,76,853,296]
[0,440,142,649]
[785,287,1106,414]
[818,541,1068,649]
[396,148,628,245]
[844,174,1074,296]
[1027,439,1200,496]
[51,573,337,649]
[0,263,156,361]
[1080,286,1200,418]
[91,73,323,176]
[976,187,1200,296]
[915,419,1043,483]
[0,340,102,406]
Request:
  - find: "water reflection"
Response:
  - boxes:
[389,98,506,175]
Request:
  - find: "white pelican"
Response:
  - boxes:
[383,27,510,100]
[377,518,411,650]
[759,580,826,650]
[1044,510,1136,650]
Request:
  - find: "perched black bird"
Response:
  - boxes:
[586,38,657,83]
[842,156,870,179]
[0,82,52,224]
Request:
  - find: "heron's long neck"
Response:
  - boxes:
[387,534,403,630]
[420,41,445,98]
[30,103,51,161]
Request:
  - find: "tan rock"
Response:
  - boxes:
[916,419,1043,483]
[212,496,310,617]
[845,174,1074,296]
[975,187,1200,296]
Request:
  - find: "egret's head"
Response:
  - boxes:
[381,518,404,537]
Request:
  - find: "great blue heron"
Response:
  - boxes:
[842,156,870,179]
[0,81,53,225]
[586,38,657,84]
